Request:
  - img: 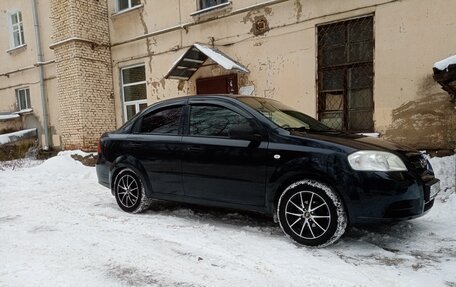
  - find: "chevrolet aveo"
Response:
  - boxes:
[96,95,440,247]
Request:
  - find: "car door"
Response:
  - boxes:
[181,99,268,207]
[125,102,185,195]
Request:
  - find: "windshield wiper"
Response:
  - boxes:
[284,126,337,133]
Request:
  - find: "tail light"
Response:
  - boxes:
[97,139,102,154]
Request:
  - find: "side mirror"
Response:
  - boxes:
[229,124,263,147]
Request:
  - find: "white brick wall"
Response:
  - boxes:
[51,0,115,150]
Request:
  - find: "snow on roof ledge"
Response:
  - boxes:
[0,109,33,121]
[0,128,37,145]
[434,55,456,71]
[0,114,20,121]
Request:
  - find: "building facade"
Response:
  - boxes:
[0,0,455,151]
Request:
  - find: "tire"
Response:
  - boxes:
[277,179,347,247]
[113,168,152,213]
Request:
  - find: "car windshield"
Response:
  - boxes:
[238,97,333,132]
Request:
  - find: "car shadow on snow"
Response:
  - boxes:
[138,200,456,272]
[145,200,279,232]
[334,220,456,273]
[143,201,438,247]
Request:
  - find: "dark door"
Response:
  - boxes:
[196,74,238,94]
[125,104,185,195]
[181,100,268,206]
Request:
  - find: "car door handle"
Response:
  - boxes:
[127,142,143,148]
[187,145,204,152]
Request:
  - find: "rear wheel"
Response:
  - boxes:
[113,169,152,213]
[277,180,347,247]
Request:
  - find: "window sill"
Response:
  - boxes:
[6,44,27,54]
[111,4,144,18]
[190,2,232,18]
[14,108,33,115]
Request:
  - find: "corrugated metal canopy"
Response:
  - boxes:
[165,43,249,80]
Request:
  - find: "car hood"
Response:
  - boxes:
[290,131,417,154]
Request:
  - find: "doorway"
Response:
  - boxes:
[196,74,238,94]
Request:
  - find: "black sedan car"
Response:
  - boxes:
[96,95,440,247]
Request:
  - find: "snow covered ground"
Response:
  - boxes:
[0,152,455,287]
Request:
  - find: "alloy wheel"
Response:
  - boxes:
[116,174,140,208]
[284,191,331,240]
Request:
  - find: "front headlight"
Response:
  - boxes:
[347,151,408,171]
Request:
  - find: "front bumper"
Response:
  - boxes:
[345,172,440,224]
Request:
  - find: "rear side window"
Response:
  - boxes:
[140,106,183,134]
[190,105,252,137]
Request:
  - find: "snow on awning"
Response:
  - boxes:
[165,43,249,80]
[434,55,456,71]
[433,55,456,102]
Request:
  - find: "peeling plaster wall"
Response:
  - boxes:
[106,0,456,150]
[375,0,456,150]
[1,0,453,150]
[0,0,60,146]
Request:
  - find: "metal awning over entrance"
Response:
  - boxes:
[165,43,249,80]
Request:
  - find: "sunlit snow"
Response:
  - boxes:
[0,152,455,286]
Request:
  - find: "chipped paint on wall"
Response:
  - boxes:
[251,15,270,36]
[138,7,155,73]
[384,75,456,150]
[242,7,272,24]
[104,0,456,151]
[295,0,303,22]
[177,80,185,91]
[150,78,168,100]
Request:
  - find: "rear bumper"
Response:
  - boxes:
[96,162,110,189]
[346,172,440,224]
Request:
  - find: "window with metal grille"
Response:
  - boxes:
[317,16,374,132]
[200,0,228,10]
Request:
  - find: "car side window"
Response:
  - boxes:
[190,105,253,137]
[140,106,183,134]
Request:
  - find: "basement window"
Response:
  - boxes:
[200,0,228,9]
[116,0,141,12]
[121,65,148,121]
[16,87,31,110]
[191,0,231,17]
[9,11,25,49]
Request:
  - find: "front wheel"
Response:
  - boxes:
[277,180,347,247]
[113,169,152,213]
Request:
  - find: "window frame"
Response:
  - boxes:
[16,87,31,111]
[120,64,148,122]
[186,103,258,139]
[136,105,185,135]
[316,15,375,133]
[116,0,141,13]
[8,10,25,49]
[191,0,231,16]
[199,0,229,10]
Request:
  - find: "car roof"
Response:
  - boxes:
[160,94,271,103]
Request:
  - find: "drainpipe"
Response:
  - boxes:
[31,0,51,150]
